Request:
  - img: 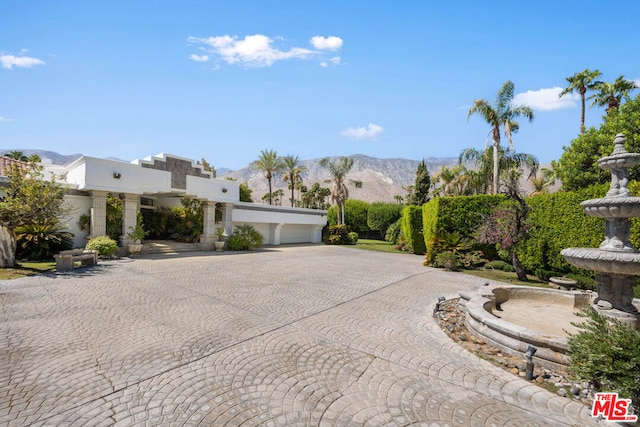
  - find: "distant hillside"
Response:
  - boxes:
[220,154,458,203]
[0,149,81,165]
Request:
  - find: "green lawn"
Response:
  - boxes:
[346,239,412,254]
[0,261,56,280]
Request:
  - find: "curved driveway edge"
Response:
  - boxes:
[1,246,602,426]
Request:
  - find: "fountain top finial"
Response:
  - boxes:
[612,133,628,155]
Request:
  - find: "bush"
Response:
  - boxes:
[484,260,514,272]
[565,273,597,291]
[385,219,402,243]
[327,200,371,236]
[324,224,352,245]
[367,203,403,238]
[106,194,123,242]
[534,268,561,282]
[568,307,640,413]
[400,205,425,254]
[228,225,263,250]
[434,251,460,271]
[86,236,118,256]
[347,232,359,244]
[16,222,74,260]
[459,250,487,270]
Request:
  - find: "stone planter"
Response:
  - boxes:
[127,243,143,256]
[214,241,225,252]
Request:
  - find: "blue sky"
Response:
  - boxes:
[1,1,639,170]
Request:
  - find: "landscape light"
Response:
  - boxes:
[524,345,537,381]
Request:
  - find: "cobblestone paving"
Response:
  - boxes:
[1,246,602,426]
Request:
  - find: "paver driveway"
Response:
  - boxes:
[1,245,599,426]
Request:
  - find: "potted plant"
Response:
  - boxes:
[126,224,146,255]
[214,226,226,251]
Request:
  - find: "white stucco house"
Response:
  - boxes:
[36,153,327,249]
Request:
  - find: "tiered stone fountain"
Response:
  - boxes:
[561,133,640,330]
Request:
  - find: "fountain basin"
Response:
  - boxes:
[598,152,640,170]
[581,197,640,217]
[561,248,640,275]
[463,285,592,371]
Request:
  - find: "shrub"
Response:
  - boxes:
[106,194,123,242]
[228,225,263,250]
[385,219,402,243]
[15,222,74,260]
[367,202,403,238]
[534,268,560,282]
[324,224,351,245]
[565,273,597,291]
[568,307,640,413]
[459,250,487,270]
[434,251,460,271]
[86,236,118,256]
[400,205,425,254]
[484,260,514,272]
[327,200,371,235]
[347,232,359,244]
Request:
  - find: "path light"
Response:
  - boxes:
[434,296,446,314]
[525,345,537,380]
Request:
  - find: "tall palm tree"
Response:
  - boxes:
[319,156,362,225]
[559,69,602,135]
[282,155,308,207]
[468,81,534,194]
[251,149,284,206]
[459,147,539,195]
[589,75,638,114]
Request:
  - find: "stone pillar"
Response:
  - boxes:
[120,194,139,245]
[200,201,217,249]
[221,203,234,236]
[310,225,324,243]
[270,223,284,246]
[89,191,108,238]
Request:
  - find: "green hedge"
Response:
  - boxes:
[401,205,425,254]
[422,195,505,263]
[519,184,607,273]
[367,202,404,238]
[327,199,371,235]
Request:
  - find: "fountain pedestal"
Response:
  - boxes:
[561,134,640,330]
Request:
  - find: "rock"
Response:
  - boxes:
[542,374,552,379]
[458,335,467,341]
[485,348,501,355]
[557,388,567,397]
[570,386,581,396]
[511,368,519,375]
[518,372,526,377]
[596,300,613,310]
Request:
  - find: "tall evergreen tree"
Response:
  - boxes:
[407,159,431,205]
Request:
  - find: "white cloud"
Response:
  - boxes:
[0,116,13,122]
[188,34,313,68]
[320,56,341,68]
[634,78,640,87]
[320,61,328,68]
[512,87,579,111]
[310,36,343,51]
[1,54,45,70]
[189,54,209,62]
[341,123,384,140]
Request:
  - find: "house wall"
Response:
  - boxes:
[64,194,92,248]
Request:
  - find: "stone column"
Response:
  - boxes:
[310,225,324,243]
[120,194,139,245]
[200,201,217,250]
[221,203,234,236]
[89,191,108,239]
[270,223,284,246]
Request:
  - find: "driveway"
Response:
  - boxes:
[1,245,597,426]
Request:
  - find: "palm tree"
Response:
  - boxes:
[468,81,534,194]
[319,157,362,225]
[559,69,602,135]
[459,147,539,195]
[5,150,27,161]
[282,155,307,207]
[251,149,284,205]
[589,75,638,114]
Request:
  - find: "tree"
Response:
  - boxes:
[301,182,330,209]
[589,75,638,114]
[554,93,640,191]
[282,155,307,207]
[406,159,431,205]
[239,182,253,203]
[251,149,284,205]
[0,163,71,267]
[459,147,539,195]
[319,157,362,225]
[559,69,602,135]
[3,151,41,162]
[468,80,534,194]
[196,157,216,177]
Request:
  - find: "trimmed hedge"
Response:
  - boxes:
[327,199,371,235]
[400,205,425,254]
[367,202,404,238]
[422,195,505,263]
[519,184,607,273]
